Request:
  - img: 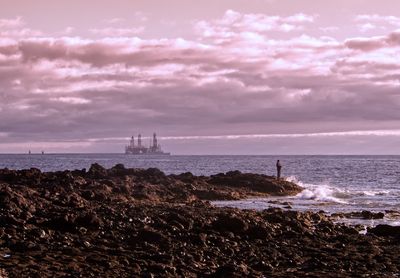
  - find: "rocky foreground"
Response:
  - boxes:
[0,164,399,277]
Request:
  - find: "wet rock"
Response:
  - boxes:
[361,211,384,219]
[332,211,385,220]
[368,225,400,238]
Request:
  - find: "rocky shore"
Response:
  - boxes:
[0,164,399,277]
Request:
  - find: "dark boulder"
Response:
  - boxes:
[143,168,167,182]
[174,172,195,182]
[212,214,248,234]
[368,225,400,238]
[361,211,384,219]
[109,164,129,177]
[87,163,108,179]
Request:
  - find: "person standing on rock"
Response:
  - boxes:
[276,160,282,180]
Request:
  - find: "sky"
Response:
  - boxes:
[0,0,400,154]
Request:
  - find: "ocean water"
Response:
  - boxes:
[0,154,399,226]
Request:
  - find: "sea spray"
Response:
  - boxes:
[285,176,348,204]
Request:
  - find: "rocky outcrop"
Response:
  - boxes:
[0,165,302,204]
[209,170,301,195]
[368,224,400,238]
[332,211,385,220]
[0,165,398,277]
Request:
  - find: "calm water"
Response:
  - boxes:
[1,154,399,226]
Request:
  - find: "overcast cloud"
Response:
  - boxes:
[0,1,400,154]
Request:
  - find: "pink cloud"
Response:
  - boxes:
[89,27,145,37]
[388,30,400,44]
[355,14,400,33]
[195,10,316,40]
[0,11,400,148]
[319,26,339,33]
[355,14,400,27]
[0,16,43,38]
[345,36,386,51]
[358,23,377,33]
[105,18,126,24]
[345,30,400,51]
[0,17,24,29]
[52,97,91,104]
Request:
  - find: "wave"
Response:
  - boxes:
[285,176,394,205]
[285,176,349,204]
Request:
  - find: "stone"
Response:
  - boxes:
[368,225,400,238]
[212,214,248,233]
[87,163,107,179]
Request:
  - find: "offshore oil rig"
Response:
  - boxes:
[125,133,170,155]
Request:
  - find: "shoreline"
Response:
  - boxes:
[0,164,399,277]
[212,197,400,228]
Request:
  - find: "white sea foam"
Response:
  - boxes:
[360,190,390,196]
[285,176,348,204]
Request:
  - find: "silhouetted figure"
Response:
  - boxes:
[276,160,282,179]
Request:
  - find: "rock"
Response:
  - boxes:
[247,224,270,240]
[213,263,249,277]
[43,214,77,232]
[1,165,399,277]
[109,164,129,177]
[9,241,28,252]
[333,211,385,220]
[361,211,384,219]
[76,212,102,229]
[141,168,168,184]
[368,225,400,238]
[209,171,302,196]
[212,214,248,233]
[174,172,195,182]
[87,163,107,179]
[134,228,170,246]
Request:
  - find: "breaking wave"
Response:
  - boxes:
[285,176,393,205]
[285,176,348,204]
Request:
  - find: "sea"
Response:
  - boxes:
[0,154,399,227]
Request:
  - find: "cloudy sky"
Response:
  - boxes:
[1,0,400,154]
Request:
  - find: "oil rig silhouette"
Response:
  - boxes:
[125,133,170,155]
